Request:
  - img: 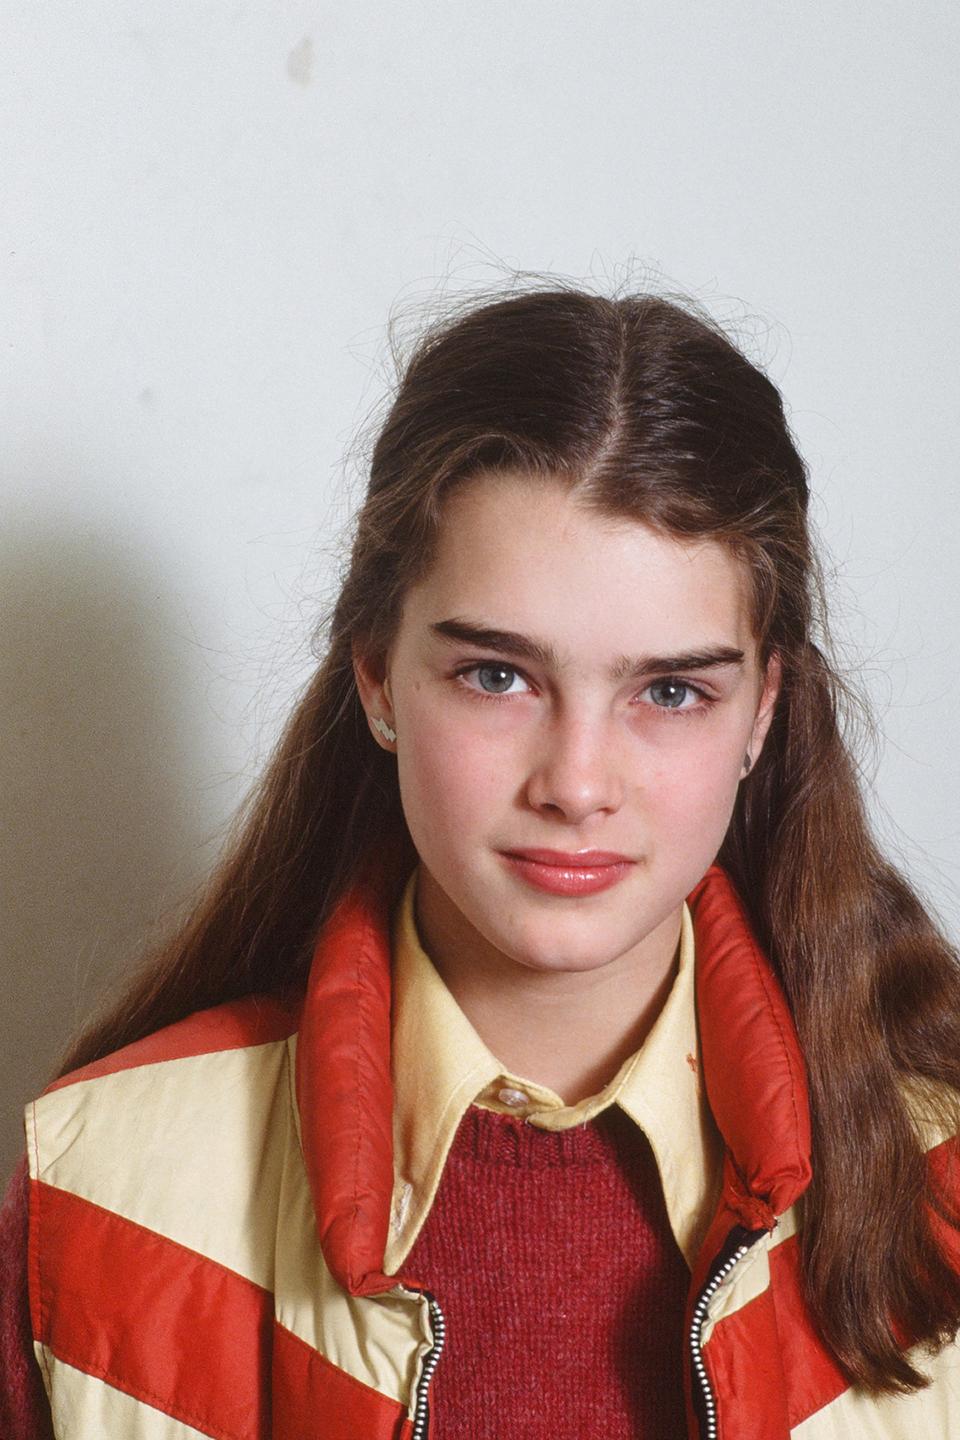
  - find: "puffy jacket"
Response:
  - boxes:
[24,863,960,1438]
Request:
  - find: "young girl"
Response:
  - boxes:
[3,286,960,1440]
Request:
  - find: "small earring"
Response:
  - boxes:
[372,716,397,743]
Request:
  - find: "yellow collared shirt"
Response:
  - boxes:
[385,867,724,1276]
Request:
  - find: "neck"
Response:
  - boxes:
[414,872,682,1104]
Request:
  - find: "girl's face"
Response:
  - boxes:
[355,472,780,979]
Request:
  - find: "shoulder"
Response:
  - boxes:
[42,991,302,1095]
[26,994,307,1292]
[27,993,304,1197]
[899,1077,960,1160]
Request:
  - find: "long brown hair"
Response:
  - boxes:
[58,282,960,1391]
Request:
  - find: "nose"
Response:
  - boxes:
[524,709,625,824]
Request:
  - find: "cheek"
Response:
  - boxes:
[641,728,744,831]
[395,705,505,842]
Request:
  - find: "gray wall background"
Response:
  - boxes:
[3,1,959,1178]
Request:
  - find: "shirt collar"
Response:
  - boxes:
[385,866,723,1274]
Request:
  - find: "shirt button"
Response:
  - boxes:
[497,1086,530,1108]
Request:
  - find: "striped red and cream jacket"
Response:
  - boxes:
[24,863,960,1438]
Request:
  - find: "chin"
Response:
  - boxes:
[490,919,632,975]
[505,948,613,976]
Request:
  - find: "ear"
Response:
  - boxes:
[352,642,397,750]
[745,652,782,773]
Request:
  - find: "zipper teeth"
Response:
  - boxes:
[689,1243,751,1440]
[410,1295,447,1440]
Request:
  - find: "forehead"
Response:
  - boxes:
[402,473,755,659]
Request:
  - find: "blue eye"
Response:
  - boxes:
[475,663,520,694]
[647,680,693,709]
[455,662,532,700]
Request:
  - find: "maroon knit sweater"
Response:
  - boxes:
[0,1158,55,1440]
[0,1105,690,1437]
[403,1103,691,1438]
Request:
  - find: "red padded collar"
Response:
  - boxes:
[689,866,812,1229]
[296,862,812,1296]
[295,871,397,1297]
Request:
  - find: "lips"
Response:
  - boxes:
[500,848,634,896]
[503,848,632,866]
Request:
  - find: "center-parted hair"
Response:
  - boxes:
[61,285,960,1391]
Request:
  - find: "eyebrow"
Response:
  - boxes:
[429,618,745,679]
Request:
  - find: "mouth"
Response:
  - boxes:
[499,849,635,896]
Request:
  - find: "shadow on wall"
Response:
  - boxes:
[0,512,223,1180]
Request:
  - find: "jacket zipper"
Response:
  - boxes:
[689,1226,765,1440]
[410,1291,447,1440]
